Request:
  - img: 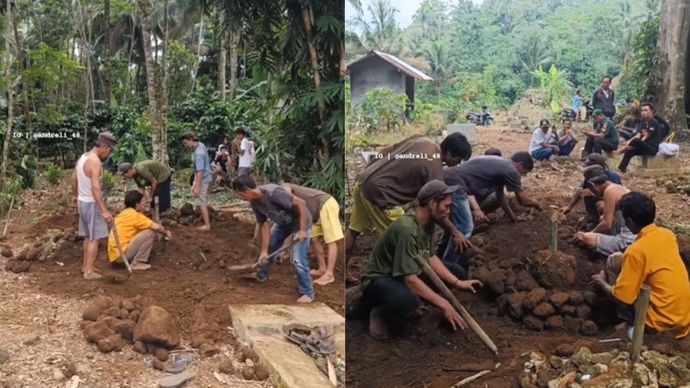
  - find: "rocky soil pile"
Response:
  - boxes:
[519,346,690,388]
[3,227,77,273]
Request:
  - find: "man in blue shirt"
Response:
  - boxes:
[181,131,213,231]
[572,91,583,121]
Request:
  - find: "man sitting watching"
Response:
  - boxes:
[617,102,664,173]
[107,190,172,270]
[553,119,578,157]
[583,109,619,155]
[572,168,635,256]
[591,192,690,338]
[359,180,482,339]
[529,119,559,161]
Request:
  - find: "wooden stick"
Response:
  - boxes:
[549,207,559,251]
[2,196,15,238]
[451,363,500,387]
[415,256,498,356]
[631,284,651,362]
[111,224,132,274]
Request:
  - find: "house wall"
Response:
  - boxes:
[350,56,407,107]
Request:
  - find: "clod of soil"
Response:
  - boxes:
[219,359,235,374]
[133,341,147,354]
[180,203,195,216]
[523,315,544,331]
[559,305,577,316]
[128,310,141,322]
[112,320,136,342]
[154,347,169,362]
[532,250,576,288]
[509,292,528,318]
[119,309,129,320]
[199,342,221,357]
[580,320,598,336]
[133,306,180,348]
[5,260,31,273]
[548,292,570,307]
[25,247,43,262]
[554,344,576,357]
[576,305,592,319]
[568,291,584,305]
[1,248,13,258]
[241,347,260,363]
[533,302,556,319]
[495,294,510,316]
[121,299,135,312]
[83,321,115,343]
[583,291,598,307]
[152,358,165,371]
[545,315,564,330]
[101,306,122,318]
[485,272,505,295]
[16,248,28,261]
[515,271,539,291]
[97,334,124,353]
[523,288,547,310]
[254,364,270,380]
[241,366,255,380]
[564,316,583,333]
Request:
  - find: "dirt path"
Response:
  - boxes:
[0,185,344,387]
[345,125,690,387]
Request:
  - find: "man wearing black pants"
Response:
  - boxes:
[359,180,482,339]
[118,160,173,214]
[617,103,662,173]
[583,109,619,155]
[592,75,616,119]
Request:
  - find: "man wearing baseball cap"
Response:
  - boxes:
[180,131,212,231]
[583,109,619,155]
[71,132,117,280]
[572,166,635,256]
[528,119,559,161]
[561,154,622,221]
[118,160,172,215]
[359,180,482,339]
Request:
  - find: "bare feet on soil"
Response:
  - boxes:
[83,272,103,280]
[131,263,151,271]
[314,274,335,286]
[296,295,313,303]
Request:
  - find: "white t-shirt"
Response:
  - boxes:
[239,138,252,168]
[529,128,555,153]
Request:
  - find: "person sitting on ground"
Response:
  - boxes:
[180,131,212,231]
[484,147,502,157]
[561,155,621,222]
[572,168,636,256]
[346,133,473,254]
[617,99,641,140]
[283,183,343,286]
[107,190,172,271]
[359,180,482,339]
[118,160,173,216]
[529,119,559,161]
[211,145,230,183]
[616,102,664,173]
[232,175,315,303]
[553,119,578,157]
[583,109,620,156]
[591,192,690,338]
[442,152,542,274]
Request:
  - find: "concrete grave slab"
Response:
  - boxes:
[229,304,344,388]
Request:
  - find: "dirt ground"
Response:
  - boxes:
[0,183,344,387]
[345,124,690,388]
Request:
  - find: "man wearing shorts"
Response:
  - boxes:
[284,183,343,286]
[181,131,212,231]
[346,133,473,253]
[572,167,636,256]
[71,132,117,280]
[235,126,253,177]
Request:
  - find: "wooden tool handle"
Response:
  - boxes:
[112,225,132,273]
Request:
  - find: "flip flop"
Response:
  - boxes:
[159,372,195,388]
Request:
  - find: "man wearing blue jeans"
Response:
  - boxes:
[232,175,315,303]
[529,119,559,161]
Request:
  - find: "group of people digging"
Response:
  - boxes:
[349,130,690,342]
[72,130,343,303]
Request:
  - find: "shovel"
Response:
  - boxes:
[103,223,133,283]
[228,237,296,273]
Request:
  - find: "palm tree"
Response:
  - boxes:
[2,0,15,184]
[516,34,553,86]
[350,0,407,56]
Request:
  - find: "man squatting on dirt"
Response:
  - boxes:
[283,184,344,286]
[590,192,690,338]
[72,132,117,280]
[359,180,482,339]
[346,133,473,255]
[107,191,172,271]
[232,175,316,303]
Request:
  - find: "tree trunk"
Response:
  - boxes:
[103,0,112,106]
[190,20,204,93]
[228,28,239,101]
[138,0,168,163]
[301,4,324,121]
[339,40,346,80]
[648,0,690,131]
[2,0,14,184]
[218,29,227,99]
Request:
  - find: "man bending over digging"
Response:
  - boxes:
[359,180,482,339]
[232,175,315,303]
[283,183,343,286]
[107,191,172,270]
[590,192,690,338]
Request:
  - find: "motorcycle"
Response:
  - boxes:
[560,108,576,121]
[466,107,494,126]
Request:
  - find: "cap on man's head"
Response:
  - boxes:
[539,119,550,127]
[592,109,604,117]
[583,165,606,182]
[96,132,117,149]
[179,131,198,141]
[417,180,459,205]
[584,153,606,167]
[117,162,133,175]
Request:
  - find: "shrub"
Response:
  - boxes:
[101,171,117,194]
[350,87,409,133]
[44,164,63,185]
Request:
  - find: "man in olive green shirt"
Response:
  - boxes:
[360,180,482,339]
[118,160,172,214]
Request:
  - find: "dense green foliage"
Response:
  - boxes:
[347,0,661,119]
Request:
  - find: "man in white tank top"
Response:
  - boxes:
[71,132,117,280]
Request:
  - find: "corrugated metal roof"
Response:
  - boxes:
[347,50,433,81]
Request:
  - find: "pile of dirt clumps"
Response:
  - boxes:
[4,228,76,273]
[171,203,227,227]
[80,295,179,366]
[520,346,690,387]
[472,249,600,335]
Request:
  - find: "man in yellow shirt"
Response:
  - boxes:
[591,192,690,338]
[108,191,172,271]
